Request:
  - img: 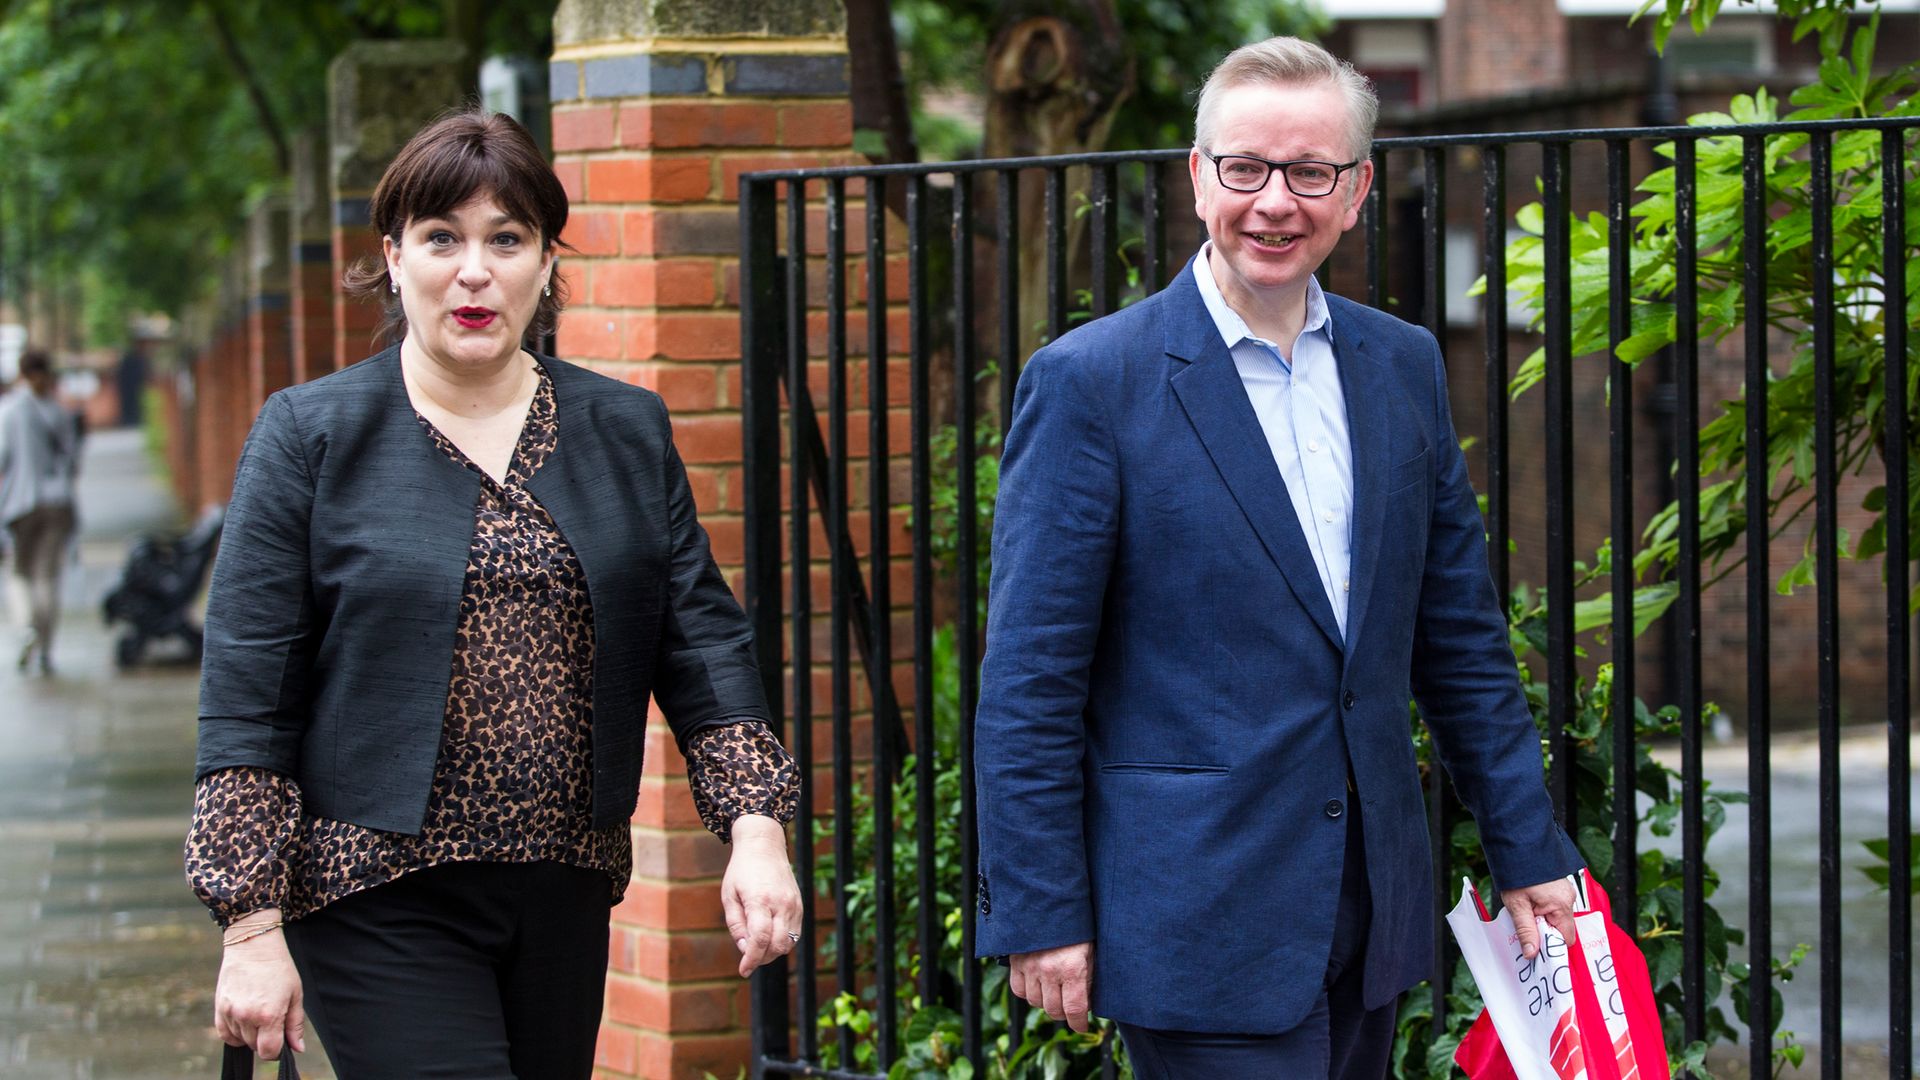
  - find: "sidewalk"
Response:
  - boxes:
[0,428,335,1078]
[1655,731,1920,1077]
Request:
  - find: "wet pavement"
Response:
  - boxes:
[0,428,335,1078]
[1656,731,1920,1076]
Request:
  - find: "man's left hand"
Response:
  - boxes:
[1501,877,1579,959]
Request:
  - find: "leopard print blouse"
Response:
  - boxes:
[185,364,799,926]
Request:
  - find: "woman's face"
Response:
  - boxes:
[384,192,554,372]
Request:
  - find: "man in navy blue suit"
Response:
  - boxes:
[972,37,1585,1078]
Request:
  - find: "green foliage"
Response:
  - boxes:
[1861,834,1920,892]
[1389,570,1811,1077]
[926,365,1003,618]
[0,0,554,345]
[890,0,1326,158]
[1485,18,1918,613]
[1633,0,1871,57]
[0,1,283,327]
[812,625,1120,1080]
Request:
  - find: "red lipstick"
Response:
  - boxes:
[453,307,497,329]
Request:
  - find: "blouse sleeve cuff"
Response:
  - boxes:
[683,720,800,843]
[184,766,302,927]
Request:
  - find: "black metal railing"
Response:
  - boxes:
[739,116,1918,1079]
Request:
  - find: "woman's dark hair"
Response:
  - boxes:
[18,351,52,378]
[344,108,572,347]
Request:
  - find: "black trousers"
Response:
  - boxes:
[1117,798,1396,1080]
[284,860,611,1080]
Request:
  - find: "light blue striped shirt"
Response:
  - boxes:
[1191,247,1354,637]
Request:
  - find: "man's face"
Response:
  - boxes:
[1189,81,1372,309]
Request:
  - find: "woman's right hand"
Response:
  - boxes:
[214,910,307,1059]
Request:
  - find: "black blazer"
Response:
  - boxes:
[194,346,770,834]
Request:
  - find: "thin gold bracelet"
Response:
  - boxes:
[222,920,284,947]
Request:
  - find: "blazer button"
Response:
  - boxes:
[1342,691,1356,710]
[1324,798,1344,818]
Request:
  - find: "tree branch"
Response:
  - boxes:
[200,0,290,174]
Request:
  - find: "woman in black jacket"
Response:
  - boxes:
[186,109,802,1078]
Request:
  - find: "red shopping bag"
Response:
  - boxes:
[1447,869,1668,1080]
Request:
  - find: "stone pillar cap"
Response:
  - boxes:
[554,0,844,45]
[328,39,472,195]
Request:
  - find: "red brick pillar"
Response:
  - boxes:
[289,135,335,385]
[549,0,853,1074]
[195,260,249,512]
[246,195,294,411]
[327,41,469,370]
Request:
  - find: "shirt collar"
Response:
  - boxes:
[1192,241,1335,354]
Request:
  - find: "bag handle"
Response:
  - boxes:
[221,1044,300,1080]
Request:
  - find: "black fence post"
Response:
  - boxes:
[731,117,1920,1080]
[739,175,791,1077]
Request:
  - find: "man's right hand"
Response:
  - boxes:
[214,911,306,1059]
[1009,941,1094,1033]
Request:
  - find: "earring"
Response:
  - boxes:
[390,280,399,294]
[543,282,552,297]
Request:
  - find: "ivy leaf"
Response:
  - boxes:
[1578,825,1616,882]
[1426,1030,1463,1078]
[1572,582,1680,639]
[1509,346,1548,400]
[1646,935,1683,989]
[1775,548,1817,596]
[1854,516,1887,561]
[1649,799,1680,837]
[904,1006,961,1044]
[1860,835,1920,893]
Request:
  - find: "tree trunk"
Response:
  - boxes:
[982,3,1133,366]
[846,0,917,166]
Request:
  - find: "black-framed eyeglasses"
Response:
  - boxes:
[1201,150,1360,197]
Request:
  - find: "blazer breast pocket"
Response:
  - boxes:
[1384,446,1430,496]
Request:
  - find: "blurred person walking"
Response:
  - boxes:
[185,109,803,1078]
[0,350,82,674]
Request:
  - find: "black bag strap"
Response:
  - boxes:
[221,1044,300,1080]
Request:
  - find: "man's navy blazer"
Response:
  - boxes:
[972,262,1582,1033]
[194,346,770,835]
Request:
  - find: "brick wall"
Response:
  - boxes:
[191,296,247,514]
[547,2,870,1071]
[1435,0,1569,102]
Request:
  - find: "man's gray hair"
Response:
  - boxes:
[1193,37,1379,165]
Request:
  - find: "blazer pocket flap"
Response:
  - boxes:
[1386,446,1430,493]
[1098,761,1229,776]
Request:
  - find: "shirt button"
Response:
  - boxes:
[1307,439,1320,452]
[1323,510,1335,523]
[1343,691,1356,710]
[1343,578,1351,592]
[1324,798,1344,818]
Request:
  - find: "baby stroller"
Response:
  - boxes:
[102,504,224,667]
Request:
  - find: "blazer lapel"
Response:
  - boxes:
[1163,267,1344,653]
[1332,311,1390,658]
[523,358,597,570]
